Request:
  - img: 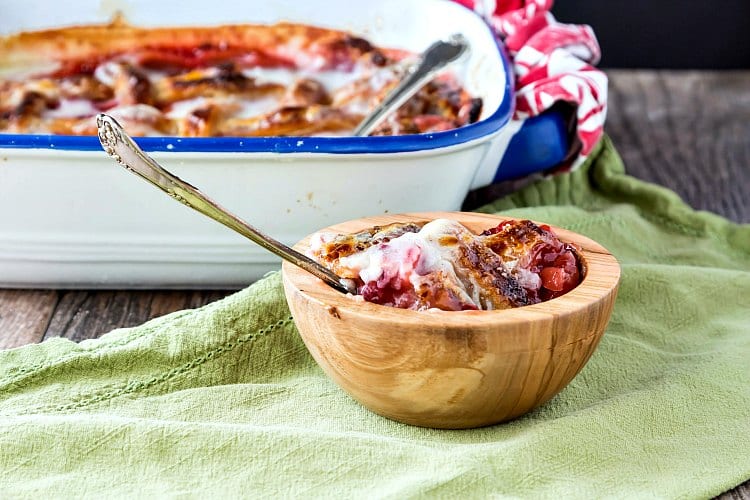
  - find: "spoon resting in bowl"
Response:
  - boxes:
[95,113,356,295]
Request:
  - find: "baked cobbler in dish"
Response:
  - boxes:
[0,16,482,137]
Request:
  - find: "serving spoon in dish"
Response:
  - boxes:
[352,33,470,136]
[95,32,468,296]
[95,114,357,295]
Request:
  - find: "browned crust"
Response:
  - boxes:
[311,220,532,310]
[0,15,379,69]
[313,222,424,263]
[456,236,529,309]
[480,219,550,262]
[221,105,363,137]
[0,17,480,137]
[154,66,284,104]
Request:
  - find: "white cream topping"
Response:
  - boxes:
[340,230,424,284]
[336,220,464,273]
[514,267,542,291]
[163,95,280,120]
[43,98,100,119]
[101,62,396,126]
[86,104,164,136]
[93,61,122,87]
[312,219,553,311]
[411,219,490,308]
[0,61,60,81]
[234,95,281,119]
[335,219,485,308]
[7,48,470,138]
[242,65,374,93]
[241,67,297,87]
[94,60,169,86]
[164,97,210,119]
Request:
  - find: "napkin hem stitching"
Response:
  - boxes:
[8,316,295,416]
[0,311,197,392]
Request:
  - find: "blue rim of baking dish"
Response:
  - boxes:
[0,34,514,154]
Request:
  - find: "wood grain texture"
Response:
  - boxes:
[43,290,232,342]
[721,488,750,500]
[282,212,620,429]
[0,289,57,349]
[607,70,750,223]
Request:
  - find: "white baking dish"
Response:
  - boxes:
[0,0,562,288]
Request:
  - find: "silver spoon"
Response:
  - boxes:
[95,114,357,295]
[352,33,470,136]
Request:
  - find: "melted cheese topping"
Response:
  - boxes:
[333,219,489,310]
[241,66,366,91]
[0,23,481,137]
[311,218,582,311]
[43,98,101,118]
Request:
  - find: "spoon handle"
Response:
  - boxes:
[352,33,470,137]
[96,114,356,295]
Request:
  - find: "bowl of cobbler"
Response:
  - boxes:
[281,211,620,429]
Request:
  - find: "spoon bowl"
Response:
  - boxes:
[282,211,620,429]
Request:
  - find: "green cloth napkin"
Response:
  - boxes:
[1,137,749,498]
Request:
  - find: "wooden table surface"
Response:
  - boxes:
[1,70,748,498]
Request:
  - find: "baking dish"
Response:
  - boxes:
[0,0,568,288]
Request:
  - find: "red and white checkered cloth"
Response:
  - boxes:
[453,0,607,165]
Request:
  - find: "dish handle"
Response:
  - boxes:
[469,109,570,189]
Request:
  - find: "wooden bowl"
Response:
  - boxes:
[281,212,620,429]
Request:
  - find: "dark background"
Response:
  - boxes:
[551,0,750,69]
